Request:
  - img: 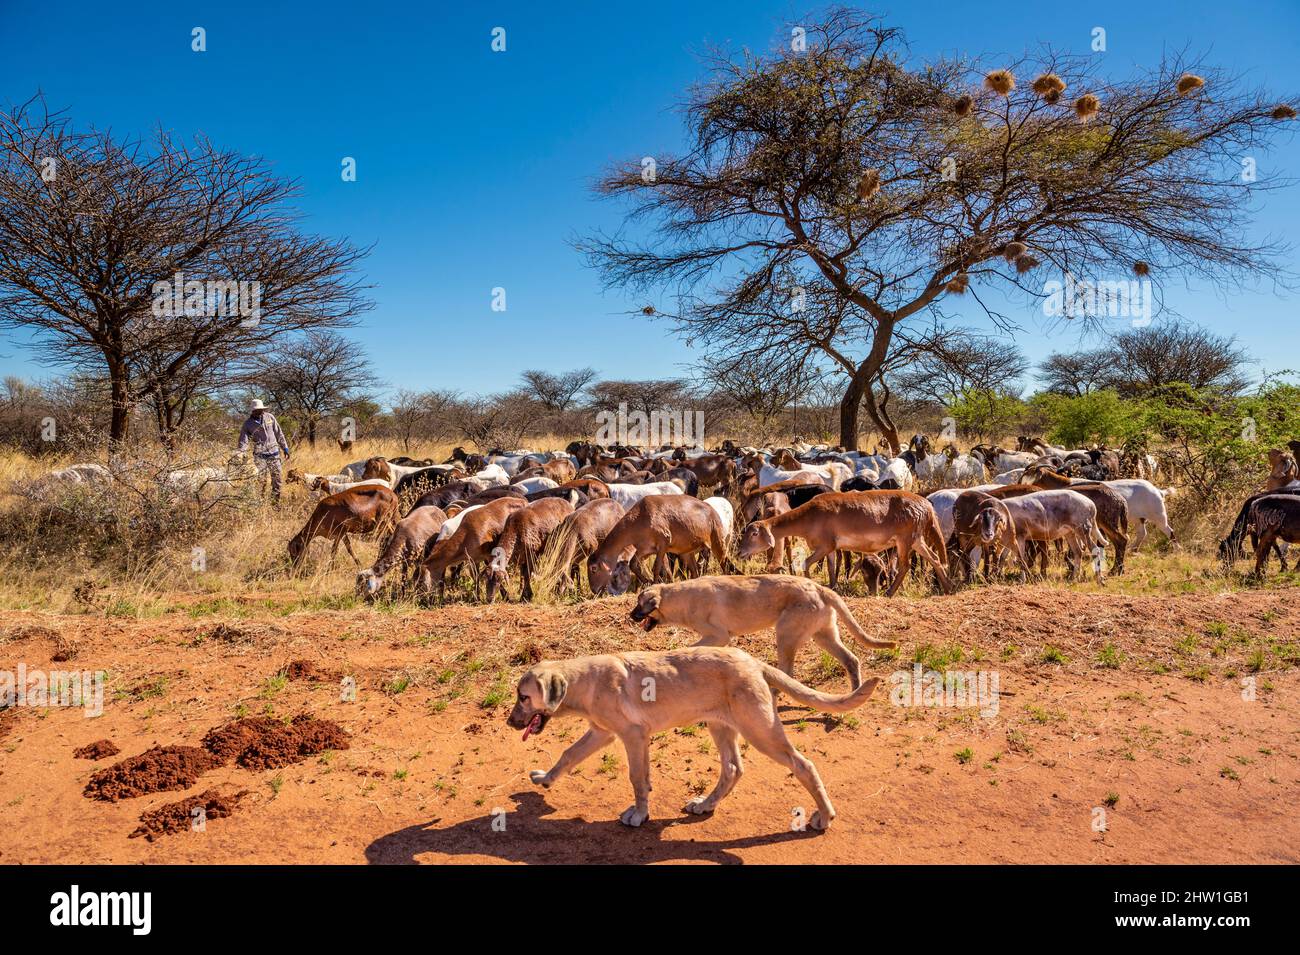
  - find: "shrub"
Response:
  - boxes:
[1031,389,1135,447]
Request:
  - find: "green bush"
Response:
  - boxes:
[1030,390,1135,447]
[948,388,1028,440]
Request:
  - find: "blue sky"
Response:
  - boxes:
[1,0,1297,402]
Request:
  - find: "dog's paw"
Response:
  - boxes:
[809,809,834,831]
[619,805,650,827]
[529,770,552,789]
[683,797,714,815]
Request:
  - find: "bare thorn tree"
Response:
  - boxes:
[1037,348,1116,397]
[0,95,373,449]
[253,330,379,447]
[519,368,598,413]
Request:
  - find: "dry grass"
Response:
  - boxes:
[0,432,1282,618]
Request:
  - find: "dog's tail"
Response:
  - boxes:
[761,666,880,713]
[825,588,897,650]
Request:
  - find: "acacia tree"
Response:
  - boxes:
[695,350,816,443]
[253,330,379,446]
[894,329,1027,406]
[389,388,460,451]
[0,96,371,448]
[579,8,1296,449]
[1106,320,1251,397]
[1038,348,1115,396]
[519,368,598,413]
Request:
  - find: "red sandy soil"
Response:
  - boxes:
[1,586,1297,864]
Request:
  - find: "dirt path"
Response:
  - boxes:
[1,586,1297,864]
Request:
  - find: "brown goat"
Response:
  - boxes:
[747,491,797,570]
[674,453,736,492]
[545,498,627,593]
[555,478,611,499]
[541,458,577,484]
[356,504,447,598]
[740,476,825,523]
[486,496,577,601]
[737,491,952,596]
[587,494,732,595]
[360,456,392,482]
[417,496,527,600]
[950,487,1038,580]
[288,485,400,569]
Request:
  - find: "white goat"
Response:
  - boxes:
[927,484,1000,540]
[703,496,735,542]
[164,454,257,493]
[312,476,392,496]
[471,463,510,488]
[1102,479,1177,549]
[605,481,685,509]
[757,462,850,491]
[44,463,112,486]
[881,458,915,490]
[435,503,484,542]
[513,476,557,494]
[990,450,1037,473]
[916,453,983,485]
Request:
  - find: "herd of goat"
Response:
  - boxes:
[269,434,1300,601]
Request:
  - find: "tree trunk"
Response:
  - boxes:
[108,364,131,449]
[307,419,317,447]
[152,392,176,453]
[838,374,868,451]
[863,380,902,455]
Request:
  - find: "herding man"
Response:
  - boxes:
[237,399,291,504]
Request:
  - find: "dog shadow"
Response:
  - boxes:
[365,790,819,865]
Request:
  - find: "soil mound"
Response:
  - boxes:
[283,660,337,682]
[129,789,248,841]
[84,746,218,801]
[73,739,120,760]
[201,714,349,770]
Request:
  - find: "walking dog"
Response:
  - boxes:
[507,647,880,830]
[628,575,896,689]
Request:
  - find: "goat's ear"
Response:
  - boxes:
[611,560,633,595]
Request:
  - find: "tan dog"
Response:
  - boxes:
[507,647,879,830]
[630,574,896,690]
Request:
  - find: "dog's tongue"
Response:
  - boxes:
[642,617,654,631]
[521,713,541,742]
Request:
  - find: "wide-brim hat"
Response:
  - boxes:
[249,399,267,412]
